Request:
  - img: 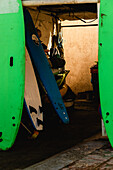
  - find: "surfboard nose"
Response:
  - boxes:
[64,117,69,124]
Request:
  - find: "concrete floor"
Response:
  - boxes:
[0,99,101,170]
[25,133,112,170]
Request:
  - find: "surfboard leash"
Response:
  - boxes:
[20,122,39,139]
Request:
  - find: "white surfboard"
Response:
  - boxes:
[25,48,43,130]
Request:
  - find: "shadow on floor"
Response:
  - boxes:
[0,99,101,170]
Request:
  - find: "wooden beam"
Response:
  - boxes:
[22,0,100,6]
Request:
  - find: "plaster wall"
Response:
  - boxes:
[62,20,98,94]
[29,9,53,47]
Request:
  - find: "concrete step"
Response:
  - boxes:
[24,133,111,170]
[74,99,98,111]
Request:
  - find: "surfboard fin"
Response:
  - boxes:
[39,106,43,113]
[29,105,37,114]
[37,118,43,126]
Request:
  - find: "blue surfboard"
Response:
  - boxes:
[24,8,69,124]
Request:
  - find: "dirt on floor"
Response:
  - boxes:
[0,99,101,170]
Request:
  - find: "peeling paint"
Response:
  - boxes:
[101,13,107,27]
[0,0,19,14]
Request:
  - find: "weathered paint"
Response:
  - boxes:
[101,13,107,27]
[22,0,100,6]
[0,0,19,14]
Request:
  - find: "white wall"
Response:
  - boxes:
[62,20,98,94]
